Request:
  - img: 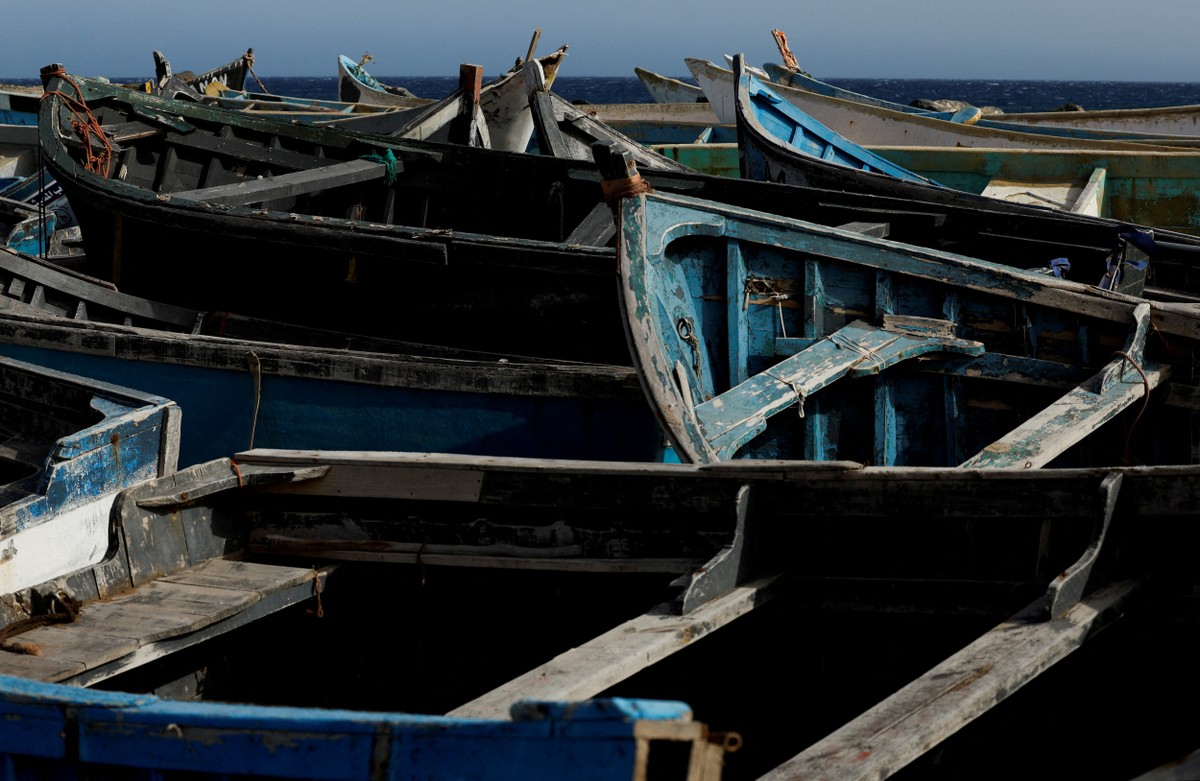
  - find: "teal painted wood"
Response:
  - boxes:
[0,675,703,780]
[618,190,1200,468]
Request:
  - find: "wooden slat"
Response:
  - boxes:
[0,559,321,683]
[170,158,389,206]
[447,575,780,719]
[962,303,1164,469]
[697,321,983,460]
[761,580,1140,781]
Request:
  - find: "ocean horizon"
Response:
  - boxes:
[7,74,1200,114]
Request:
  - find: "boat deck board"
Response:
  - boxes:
[0,558,322,683]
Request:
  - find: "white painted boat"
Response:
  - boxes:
[687,57,1200,151]
[633,66,705,103]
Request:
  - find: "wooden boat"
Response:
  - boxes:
[524,67,695,173]
[0,683,721,780]
[634,66,706,103]
[731,56,1200,240]
[145,48,257,97]
[0,245,665,466]
[206,86,414,118]
[0,354,177,595]
[761,60,1200,144]
[325,49,568,152]
[616,186,1200,468]
[0,171,81,259]
[336,53,426,106]
[0,446,732,779]
[762,38,1200,139]
[737,64,943,187]
[689,57,1200,150]
[40,65,1200,362]
[13,445,1190,780]
[0,87,40,179]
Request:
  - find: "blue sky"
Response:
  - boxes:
[5,0,1200,81]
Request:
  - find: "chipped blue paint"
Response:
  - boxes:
[619,191,1200,467]
[743,71,945,186]
[0,357,176,531]
[0,675,703,780]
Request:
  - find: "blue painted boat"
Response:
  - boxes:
[0,246,666,467]
[616,186,1200,468]
[0,448,731,779]
[0,88,38,181]
[0,681,717,780]
[739,67,943,186]
[0,354,177,594]
[730,55,1200,295]
[337,53,427,107]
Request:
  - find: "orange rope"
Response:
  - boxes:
[600,173,653,207]
[40,67,113,177]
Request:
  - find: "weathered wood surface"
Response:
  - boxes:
[171,158,390,205]
[618,189,1200,467]
[0,680,718,781]
[0,559,326,683]
[448,575,780,719]
[760,580,1141,781]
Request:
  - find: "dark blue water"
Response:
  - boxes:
[8,74,1200,113]
[254,76,1200,113]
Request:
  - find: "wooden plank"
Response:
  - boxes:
[0,652,86,682]
[163,129,344,170]
[247,537,700,573]
[0,626,139,681]
[1069,166,1107,216]
[761,580,1140,781]
[0,560,319,683]
[697,321,983,460]
[962,304,1165,468]
[65,568,331,687]
[564,200,616,247]
[169,158,388,206]
[162,557,318,593]
[447,575,780,719]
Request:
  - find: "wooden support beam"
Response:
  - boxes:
[760,579,1140,781]
[169,158,392,206]
[696,320,983,461]
[961,303,1164,469]
[446,575,781,720]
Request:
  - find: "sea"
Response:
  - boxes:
[9,74,1200,113]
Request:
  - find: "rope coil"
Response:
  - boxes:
[40,67,113,177]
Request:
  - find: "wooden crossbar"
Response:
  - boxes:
[170,158,390,206]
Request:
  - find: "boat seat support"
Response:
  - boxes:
[1042,471,1123,619]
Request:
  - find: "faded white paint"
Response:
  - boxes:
[0,493,117,595]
